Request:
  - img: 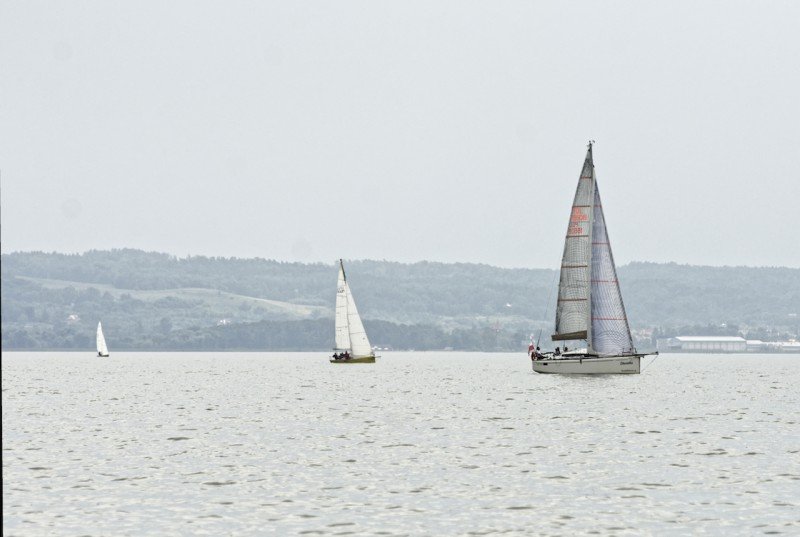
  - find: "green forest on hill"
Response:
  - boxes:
[2,249,798,351]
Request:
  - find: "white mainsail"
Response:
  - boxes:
[334,264,350,351]
[333,260,373,358]
[551,143,634,356]
[96,321,109,356]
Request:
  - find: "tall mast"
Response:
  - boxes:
[585,141,596,354]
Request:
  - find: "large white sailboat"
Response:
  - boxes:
[96,321,110,357]
[531,143,655,374]
[330,259,376,363]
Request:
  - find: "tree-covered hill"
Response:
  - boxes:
[2,250,798,351]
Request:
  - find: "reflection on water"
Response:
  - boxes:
[3,352,799,535]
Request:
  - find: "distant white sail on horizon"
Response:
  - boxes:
[96,321,109,357]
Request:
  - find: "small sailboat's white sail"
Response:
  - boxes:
[96,321,109,357]
[334,265,351,352]
[331,260,376,363]
[345,284,372,357]
[532,143,655,374]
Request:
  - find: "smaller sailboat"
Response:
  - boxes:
[331,259,376,363]
[96,321,110,357]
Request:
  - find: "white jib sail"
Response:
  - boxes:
[334,264,351,351]
[345,284,373,357]
[96,322,109,356]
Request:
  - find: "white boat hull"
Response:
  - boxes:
[329,355,376,364]
[532,355,640,374]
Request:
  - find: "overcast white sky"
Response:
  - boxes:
[1,1,798,268]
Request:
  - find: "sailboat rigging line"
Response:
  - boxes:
[536,269,559,348]
[641,352,660,372]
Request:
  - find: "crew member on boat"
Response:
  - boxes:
[530,346,544,361]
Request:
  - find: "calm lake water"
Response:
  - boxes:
[3,352,799,536]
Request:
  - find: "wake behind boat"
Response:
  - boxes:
[96,321,109,357]
[330,259,376,364]
[531,143,655,374]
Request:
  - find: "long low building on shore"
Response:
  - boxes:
[657,336,800,353]
[658,336,747,353]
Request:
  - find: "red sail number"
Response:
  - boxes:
[568,207,587,235]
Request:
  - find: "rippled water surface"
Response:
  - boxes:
[3,352,799,535]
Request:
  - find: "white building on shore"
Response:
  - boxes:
[657,336,747,353]
[657,336,800,353]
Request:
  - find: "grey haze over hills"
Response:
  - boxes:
[2,2,800,269]
[2,250,798,351]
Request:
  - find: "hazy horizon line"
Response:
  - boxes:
[2,247,799,271]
